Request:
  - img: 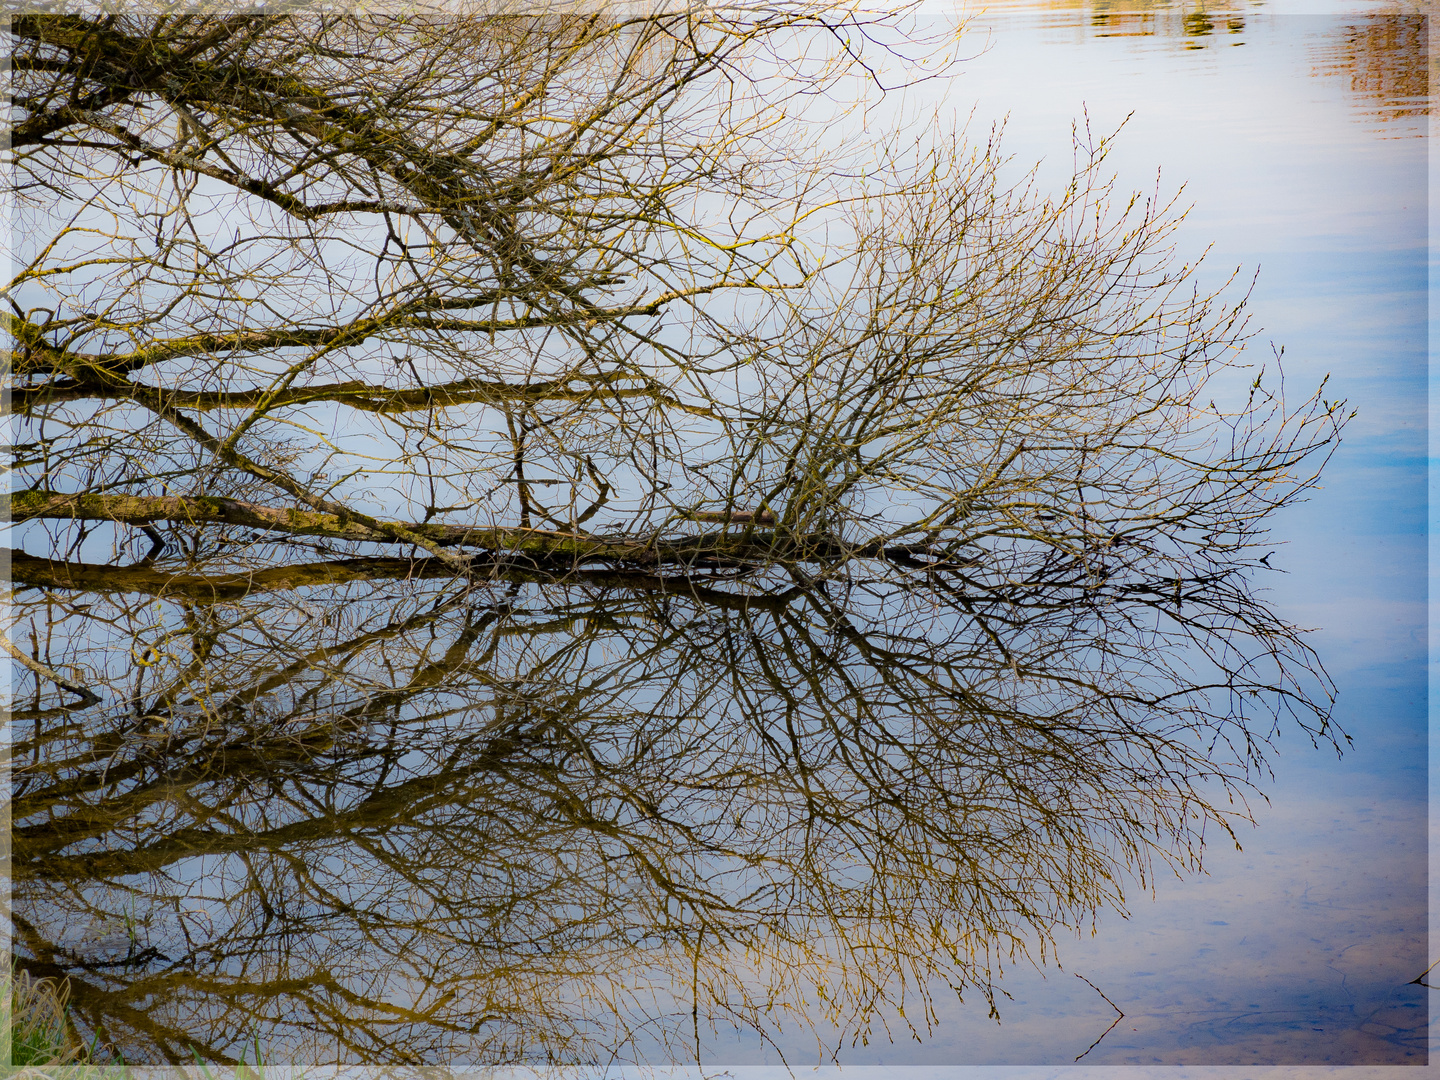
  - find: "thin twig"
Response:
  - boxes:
[3,636,101,709]
[1408,958,1440,989]
[1073,972,1124,1062]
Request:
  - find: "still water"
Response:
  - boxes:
[8,1,1429,1072]
[846,1,1431,1069]
[692,3,1431,1066]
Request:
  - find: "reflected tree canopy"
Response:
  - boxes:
[8,7,1345,1067]
[14,555,1338,1064]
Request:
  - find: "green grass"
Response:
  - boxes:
[2,972,296,1077]
[3,969,90,1067]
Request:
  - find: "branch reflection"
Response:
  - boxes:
[12,556,1333,1065]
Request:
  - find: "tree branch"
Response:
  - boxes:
[10,490,789,567]
[3,635,101,709]
[13,372,720,419]
[8,549,807,608]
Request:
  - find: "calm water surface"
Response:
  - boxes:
[793,1,1431,1068]
[9,2,1428,1073]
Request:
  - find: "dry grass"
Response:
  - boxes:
[3,970,87,1067]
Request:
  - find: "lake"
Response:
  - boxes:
[6,2,1428,1075]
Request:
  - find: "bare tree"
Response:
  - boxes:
[9,566,1328,1066]
[7,7,1347,1067]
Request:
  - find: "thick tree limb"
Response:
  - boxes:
[7,549,804,609]
[12,372,720,420]
[10,491,957,572]
[10,490,786,566]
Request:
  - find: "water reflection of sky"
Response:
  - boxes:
[9,6,1427,1074]
[689,1,1428,1070]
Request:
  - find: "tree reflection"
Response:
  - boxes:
[1311,7,1429,126]
[1015,0,1249,45]
[6,8,1349,1068]
[12,540,1337,1065]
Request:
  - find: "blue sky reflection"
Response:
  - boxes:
[687,3,1428,1068]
